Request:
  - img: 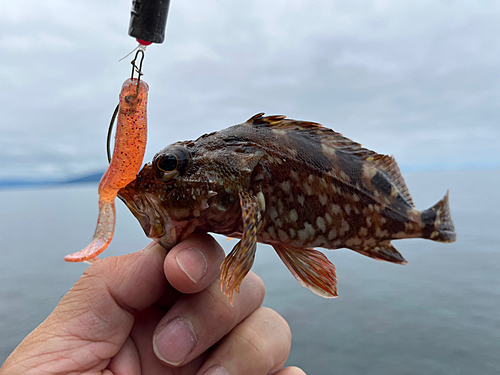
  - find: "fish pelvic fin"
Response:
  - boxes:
[220,190,260,304]
[273,244,338,298]
[421,190,456,243]
[355,241,407,264]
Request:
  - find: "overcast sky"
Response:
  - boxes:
[1,0,499,180]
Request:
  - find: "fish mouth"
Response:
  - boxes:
[117,186,165,239]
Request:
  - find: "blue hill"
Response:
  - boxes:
[0,170,105,190]
[62,171,104,184]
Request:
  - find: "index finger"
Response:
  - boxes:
[164,233,226,294]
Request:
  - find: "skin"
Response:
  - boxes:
[0,234,306,375]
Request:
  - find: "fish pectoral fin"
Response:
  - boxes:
[220,190,260,304]
[355,241,407,264]
[273,244,338,298]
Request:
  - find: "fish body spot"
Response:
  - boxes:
[297,195,305,206]
[362,164,377,180]
[289,209,298,222]
[304,222,315,237]
[321,142,335,156]
[280,180,291,194]
[298,228,309,242]
[272,129,287,136]
[325,213,333,225]
[304,182,313,196]
[319,194,328,206]
[345,204,352,215]
[316,217,326,232]
[277,199,285,214]
[331,204,341,214]
[268,226,276,238]
[269,206,279,220]
[340,170,350,182]
[278,229,289,241]
[328,228,337,240]
[375,227,389,237]
[340,219,350,235]
[366,216,372,227]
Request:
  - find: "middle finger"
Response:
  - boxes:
[153,270,266,367]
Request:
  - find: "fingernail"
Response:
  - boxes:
[176,247,207,283]
[153,318,196,365]
[203,365,231,375]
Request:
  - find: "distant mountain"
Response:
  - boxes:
[0,170,105,189]
[62,171,104,184]
[0,179,57,189]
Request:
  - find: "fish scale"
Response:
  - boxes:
[118,113,456,301]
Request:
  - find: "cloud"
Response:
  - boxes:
[1,0,499,179]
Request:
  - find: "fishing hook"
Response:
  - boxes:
[106,104,119,163]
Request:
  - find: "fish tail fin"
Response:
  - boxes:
[421,190,456,243]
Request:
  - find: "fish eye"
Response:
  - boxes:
[157,154,179,173]
[153,146,191,182]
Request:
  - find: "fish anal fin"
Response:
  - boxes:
[356,241,407,264]
[273,244,337,298]
[220,190,260,304]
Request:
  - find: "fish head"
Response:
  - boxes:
[117,129,263,249]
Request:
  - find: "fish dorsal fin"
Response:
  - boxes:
[246,113,322,130]
[319,127,415,208]
[371,154,415,207]
[245,113,414,207]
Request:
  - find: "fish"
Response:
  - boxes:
[117,113,456,302]
[64,78,149,262]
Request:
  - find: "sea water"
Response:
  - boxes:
[0,169,499,374]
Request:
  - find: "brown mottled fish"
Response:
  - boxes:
[118,113,456,302]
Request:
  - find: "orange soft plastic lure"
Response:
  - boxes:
[64,78,149,262]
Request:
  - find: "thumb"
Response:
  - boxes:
[56,241,168,340]
[2,242,168,374]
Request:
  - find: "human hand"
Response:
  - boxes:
[0,234,305,375]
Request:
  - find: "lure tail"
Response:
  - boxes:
[64,200,116,262]
[421,190,456,243]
